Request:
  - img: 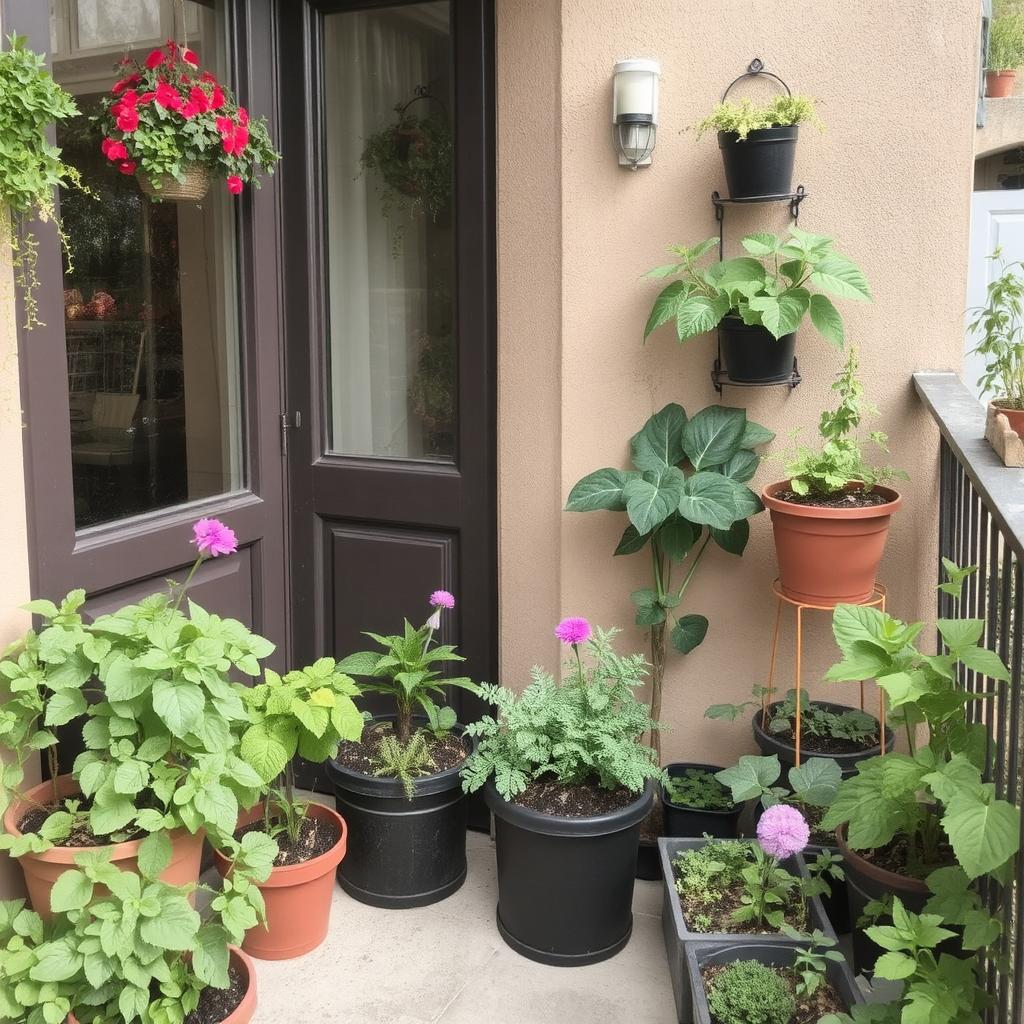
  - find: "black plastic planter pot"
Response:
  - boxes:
[718,125,798,199]
[485,779,653,966]
[753,701,892,779]
[326,716,472,909]
[719,317,796,385]
[636,838,662,880]
[661,763,741,839]
[659,838,836,1024]
[685,940,863,1024]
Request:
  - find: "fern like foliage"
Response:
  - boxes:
[461,627,664,800]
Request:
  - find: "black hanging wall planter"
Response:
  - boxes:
[718,317,797,385]
[717,59,799,200]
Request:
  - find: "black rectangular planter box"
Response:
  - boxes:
[685,940,864,1023]
[659,837,838,1024]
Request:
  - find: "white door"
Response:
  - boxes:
[965,190,1024,400]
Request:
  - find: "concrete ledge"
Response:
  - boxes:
[977,97,1024,157]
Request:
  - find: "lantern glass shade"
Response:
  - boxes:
[612,59,660,167]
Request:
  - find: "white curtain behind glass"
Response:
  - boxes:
[324,11,434,459]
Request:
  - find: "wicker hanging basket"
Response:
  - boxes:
[136,163,211,202]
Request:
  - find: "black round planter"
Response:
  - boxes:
[718,125,798,199]
[719,317,796,384]
[325,715,472,909]
[485,778,654,966]
[753,700,892,780]
[660,763,741,839]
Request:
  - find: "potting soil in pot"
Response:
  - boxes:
[237,815,339,867]
[512,778,636,816]
[773,489,890,509]
[19,799,143,846]
[183,963,245,1024]
[334,722,467,776]
[702,963,846,1024]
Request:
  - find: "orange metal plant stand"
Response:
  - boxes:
[762,579,888,766]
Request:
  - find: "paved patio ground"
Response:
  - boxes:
[250,829,677,1024]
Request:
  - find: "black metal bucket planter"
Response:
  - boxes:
[718,125,798,199]
[753,700,893,779]
[685,941,863,1024]
[661,763,742,839]
[659,838,837,1024]
[326,717,473,909]
[718,316,796,385]
[485,779,654,966]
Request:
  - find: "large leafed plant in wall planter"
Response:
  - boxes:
[97,40,279,202]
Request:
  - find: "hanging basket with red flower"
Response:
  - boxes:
[97,40,279,202]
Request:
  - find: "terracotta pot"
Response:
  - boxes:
[67,945,256,1024]
[986,70,1017,97]
[3,775,204,920]
[991,398,1024,437]
[761,481,902,606]
[213,802,347,961]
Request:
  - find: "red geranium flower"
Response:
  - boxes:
[237,106,249,127]
[145,49,165,70]
[200,71,216,83]
[222,124,249,155]
[226,175,243,195]
[215,115,234,137]
[116,107,139,132]
[188,86,210,114]
[154,82,183,110]
[119,89,138,107]
[183,49,200,67]
[101,138,128,161]
[118,160,137,175]
[139,91,156,105]
[112,74,140,95]
[210,84,225,110]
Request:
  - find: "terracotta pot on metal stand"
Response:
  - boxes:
[213,803,348,960]
[3,775,203,920]
[761,482,902,606]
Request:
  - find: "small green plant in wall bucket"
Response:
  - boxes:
[0,35,84,329]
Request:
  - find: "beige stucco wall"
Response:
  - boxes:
[497,0,979,766]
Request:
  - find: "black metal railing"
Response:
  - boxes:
[914,371,1024,1024]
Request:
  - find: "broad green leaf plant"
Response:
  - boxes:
[239,658,364,843]
[461,626,663,801]
[565,403,772,762]
[967,249,1024,409]
[820,563,1020,882]
[644,226,870,350]
[0,34,85,329]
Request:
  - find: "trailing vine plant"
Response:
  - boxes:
[0,35,85,329]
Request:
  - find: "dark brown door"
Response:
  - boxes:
[278,0,497,723]
[5,0,289,775]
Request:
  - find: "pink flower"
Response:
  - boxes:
[226,175,243,195]
[555,617,591,647]
[183,49,200,67]
[192,518,238,557]
[116,107,139,132]
[188,86,210,113]
[139,91,156,105]
[145,48,165,70]
[429,590,456,610]
[756,804,810,860]
[154,82,182,110]
[112,74,140,95]
[101,138,128,161]
[118,160,137,175]
[180,101,201,119]
[237,106,249,127]
[222,124,249,156]
[216,115,234,136]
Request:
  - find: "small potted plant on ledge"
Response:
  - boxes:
[692,92,820,199]
[762,348,904,605]
[661,764,741,840]
[213,658,363,960]
[97,39,279,201]
[566,402,773,876]
[644,228,871,385]
[659,809,837,1024]
[986,0,1024,97]
[969,250,1024,463]
[462,622,663,966]
[327,592,479,908]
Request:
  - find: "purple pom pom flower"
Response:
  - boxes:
[555,617,592,647]
[756,804,810,860]
[191,518,237,558]
[430,590,456,610]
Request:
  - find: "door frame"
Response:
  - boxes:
[277,0,498,695]
[3,0,290,660]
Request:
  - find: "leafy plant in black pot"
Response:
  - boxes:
[462,622,663,965]
[644,229,870,384]
[661,764,741,840]
[327,591,480,908]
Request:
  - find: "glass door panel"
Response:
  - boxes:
[323,2,455,462]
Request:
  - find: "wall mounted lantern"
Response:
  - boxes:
[612,59,660,168]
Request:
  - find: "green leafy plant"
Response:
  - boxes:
[0,898,74,1024]
[968,250,1024,408]
[988,0,1024,71]
[644,226,870,350]
[778,348,905,497]
[705,958,795,1024]
[371,732,433,800]
[338,594,477,745]
[820,563,1020,881]
[565,403,772,762]
[238,659,364,844]
[408,330,455,436]
[0,34,85,329]
[820,898,993,1024]
[461,626,662,800]
[715,754,842,820]
[693,93,820,140]
[663,767,734,810]
[781,927,847,998]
